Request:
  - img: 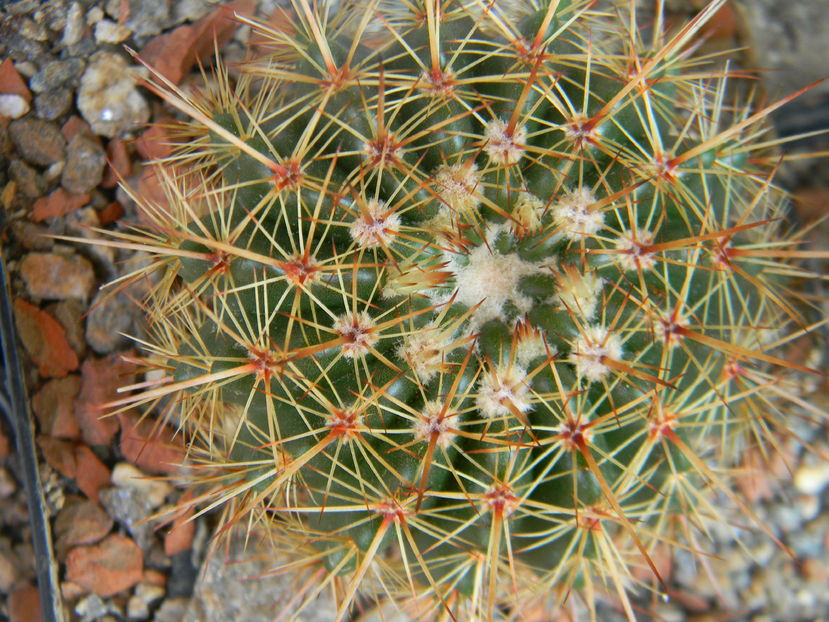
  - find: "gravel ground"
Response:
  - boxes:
[0,1,827,621]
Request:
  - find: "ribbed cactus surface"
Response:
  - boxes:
[106,1,825,619]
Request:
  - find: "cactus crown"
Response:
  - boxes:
[104,0,825,619]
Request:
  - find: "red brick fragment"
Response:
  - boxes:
[8,582,42,622]
[74,445,111,503]
[30,188,90,222]
[65,534,144,598]
[139,0,256,85]
[0,59,32,102]
[13,299,79,378]
[74,355,135,447]
[164,490,195,555]
[118,413,184,476]
[37,436,77,479]
[102,138,132,188]
[32,376,82,439]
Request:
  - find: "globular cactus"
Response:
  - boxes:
[100,0,827,619]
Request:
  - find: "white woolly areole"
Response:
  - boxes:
[413,400,456,447]
[476,365,532,418]
[349,199,400,248]
[440,243,539,329]
[515,332,553,368]
[555,269,603,319]
[615,230,656,272]
[552,187,603,239]
[484,119,527,165]
[398,325,452,383]
[434,163,481,215]
[333,311,378,358]
[571,325,623,382]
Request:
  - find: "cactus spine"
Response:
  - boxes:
[103,0,826,619]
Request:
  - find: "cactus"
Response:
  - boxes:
[98,0,827,619]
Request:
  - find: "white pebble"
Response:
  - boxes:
[111,462,172,509]
[0,94,30,119]
[63,2,85,47]
[94,19,132,44]
[794,463,829,495]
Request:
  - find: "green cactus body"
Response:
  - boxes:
[114,0,824,618]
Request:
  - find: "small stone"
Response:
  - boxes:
[8,160,45,199]
[153,597,189,622]
[94,19,132,44]
[793,462,829,495]
[13,299,79,378]
[0,540,21,592]
[62,134,106,194]
[11,221,52,252]
[1,18,47,61]
[77,52,149,138]
[55,496,114,559]
[8,582,42,622]
[112,463,172,509]
[48,299,87,359]
[0,467,16,499]
[127,583,165,620]
[31,375,82,439]
[74,355,135,446]
[34,89,73,121]
[98,486,155,552]
[63,2,86,47]
[124,0,173,38]
[797,494,820,521]
[8,118,67,167]
[0,95,30,119]
[142,569,166,587]
[87,7,105,25]
[19,17,49,42]
[127,594,150,620]
[30,188,90,221]
[43,160,65,183]
[29,59,85,94]
[74,445,111,503]
[66,533,144,598]
[75,593,110,620]
[61,580,86,601]
[19,252,95,301]
[85,289,138,354]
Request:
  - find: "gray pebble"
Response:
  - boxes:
[153,597,190,622]
[62,134,106,194]
[35,88,74,120]
[8,118,67,167]
[85,288,139,354]
[30,58,85,93]
[0,18,47,61]
[124,0,173,38]
[98,486,156,553]
[8,159,46,199]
